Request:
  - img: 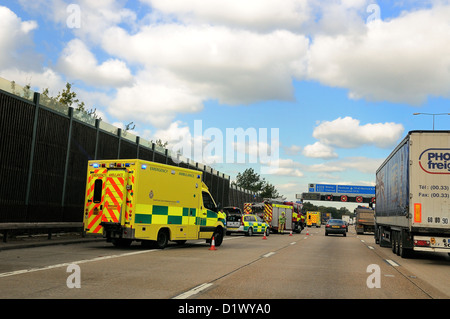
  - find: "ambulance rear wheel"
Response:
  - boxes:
[211,228,224,247]
[156,229,169,249]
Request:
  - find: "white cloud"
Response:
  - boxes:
[1,67,64,95]
[284,145,302,156]
[102,24,309,106]
[0,6,38,69]
[6,0,450,134]
[307,163,344,173]
[261,158,304,177]
[17,0,137,44]
[108,69,204,128]
[152,121,192,146]
[302,141,338,159]
[142,0,312,32]
[304,156,383,175]
[336,156,384,174]
[312,117,404,149]
[276,182,300,191]
[307,5,450,104]
[263,166,304,178]
[58,39,133,87]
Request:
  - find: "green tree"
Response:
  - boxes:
[259,182,280,199]
[42,82,101,120]
[55,82,84,109]
[151,139,169,148]
[234,168,265,193]
[233,168,281,199]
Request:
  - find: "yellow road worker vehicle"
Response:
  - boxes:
[83,159,226,248]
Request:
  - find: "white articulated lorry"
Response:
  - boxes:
[375,131,450,258]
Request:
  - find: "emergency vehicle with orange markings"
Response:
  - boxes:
[306,211,321,228]
[83,159,226,248]
[284,201,304,233]
[243,200,294,233]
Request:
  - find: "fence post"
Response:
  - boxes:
[25,92,40,206]
[94,118,100,160]
[136,136,140,158]
[152,143,156,162]
[61,107,74,207]
[117,128,122,159]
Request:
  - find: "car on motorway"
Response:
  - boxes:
[325,219,347,237]
[226,213,270,237]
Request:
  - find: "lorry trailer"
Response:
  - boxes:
[375,131,450,257]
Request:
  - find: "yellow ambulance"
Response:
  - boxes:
[306,211,321,228]
[83,159,226,248]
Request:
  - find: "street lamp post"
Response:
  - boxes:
[413,113,450,130]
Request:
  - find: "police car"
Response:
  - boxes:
[226,213,270,237]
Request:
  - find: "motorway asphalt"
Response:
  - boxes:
[0,232,103,251]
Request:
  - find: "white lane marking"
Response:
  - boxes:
[385,259,400,267]
[173,283,213,299]
[368,246,374,250]
[262,252,276,258]
[0,249,158,278]
[290,242,297,245]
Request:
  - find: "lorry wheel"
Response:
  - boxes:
[375,227,380,244]
[398,233,411,258]
[392,232,399,255]
[155,229,169,249]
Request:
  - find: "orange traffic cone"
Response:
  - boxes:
[306,228,309,235]
[262,231,267,240]
[289,230,293,236]
[209,236,217,250]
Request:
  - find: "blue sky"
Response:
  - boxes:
[1,0,450,210]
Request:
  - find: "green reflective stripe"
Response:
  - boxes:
[135,214,152,224]
[168,215,182,224]
[196,217,207,226]
[206,210,217,218]
[152,205,168,215]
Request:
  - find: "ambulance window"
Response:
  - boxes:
[93,179,103,203]
[202,192,217,212]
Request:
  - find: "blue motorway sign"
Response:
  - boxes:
[308,183,375,195]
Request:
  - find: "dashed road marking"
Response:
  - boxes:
[173,283,213,299]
